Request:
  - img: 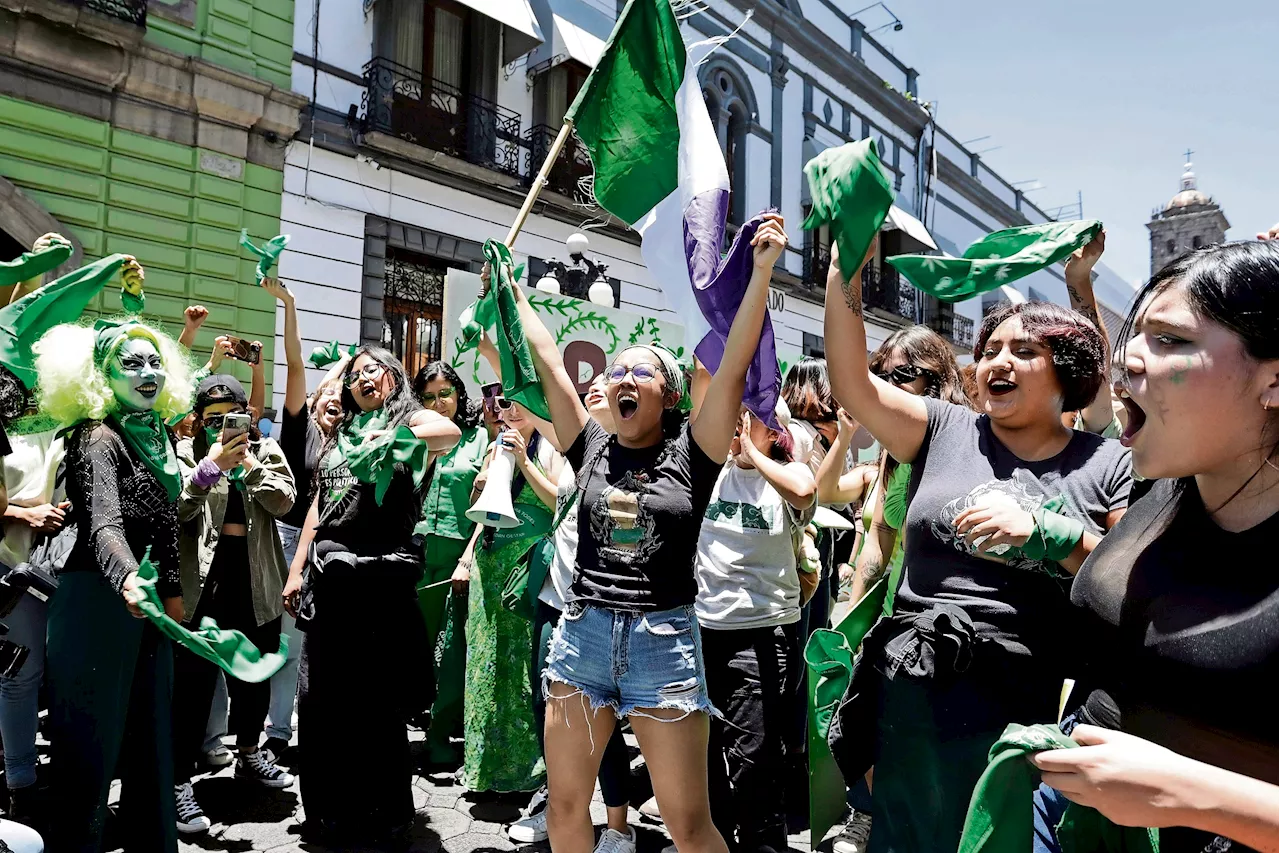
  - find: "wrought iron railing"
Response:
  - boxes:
[952,314,974,349]
[863,264,914,320]
[75,0,146,24]
[923,302,975,349]
[524,124,594,200]
[802,245,831,290]
[361,57,523,177]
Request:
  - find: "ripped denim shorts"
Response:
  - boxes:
[543,601,719,721]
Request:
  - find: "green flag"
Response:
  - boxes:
[308,340,356,370]
[0,237,72,289]
[0,254,130,389]
[338,423,430,505]
[458,241,549,421]
[239,230,290,283]
[801,139,896,282]
[134,548,288,683]
[805,579,888,847]
[887,220,1103,303]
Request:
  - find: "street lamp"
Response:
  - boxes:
[540,232,612,305]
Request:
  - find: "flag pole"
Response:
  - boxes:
[504,120,576,246]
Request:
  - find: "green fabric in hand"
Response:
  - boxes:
[134,547,288,684]
[959,723,1159,853]
[308,340,356,369]
[0,238,72,288]
[239,230,290,283]
[800,139,895,282]
[888,220,1102,304]
[337,421,430,505]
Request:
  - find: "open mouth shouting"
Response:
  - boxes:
[1115,385,1146,448]
[136,382,159,399]
[616,390,639,421]
[986,375,1017,397]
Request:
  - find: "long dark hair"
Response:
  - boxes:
[870,326,966,480]
[413,360,480,430]
[782,357,836,424]
[316,346,422,482]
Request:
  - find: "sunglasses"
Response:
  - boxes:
[604,363,660,384]
[202,413,240,430]
[343,363,386,388]
[874,364,938,386]
[421,386,455,405]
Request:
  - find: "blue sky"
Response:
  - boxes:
[865,0,1279,287]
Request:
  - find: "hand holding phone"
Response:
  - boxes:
[223,335,262,365]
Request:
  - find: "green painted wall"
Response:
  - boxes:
[0,94,282,398]
[146,0,295,89]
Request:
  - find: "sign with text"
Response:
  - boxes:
[443,269,687,393]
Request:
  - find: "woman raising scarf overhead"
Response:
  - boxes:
[32,267,197,853]
[282,347,460,844]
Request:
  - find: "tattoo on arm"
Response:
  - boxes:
[841,277,863,316]
[860,556,885,582]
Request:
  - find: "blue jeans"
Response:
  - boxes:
[264,522,303,741]
[0,574,47,790]
[544,602,716,720]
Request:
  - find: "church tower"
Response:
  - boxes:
[1146,152,1230,275]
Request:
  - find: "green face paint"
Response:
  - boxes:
[108,338,166,412]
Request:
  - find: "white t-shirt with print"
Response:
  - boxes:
[694,462,807,630]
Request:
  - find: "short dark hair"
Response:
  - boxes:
[975,301,1106,412]
[781,357,836,423]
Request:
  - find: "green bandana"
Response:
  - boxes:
[456,260,525,353]
[239,230,290,283]
[338,421,429,505]
[887,220,1103,304]
[308,340,356,370]
[0,254,130,390]
[110,410,181,500]
[0,238,72,288]
[801,139,896,282]
[134,547,288,683]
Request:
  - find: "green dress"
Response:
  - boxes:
[416,426,488,760]
[461,475,552,792]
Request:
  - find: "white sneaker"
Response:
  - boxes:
[832,810,873,853]
[174,782,211,835]
[203,745,234,767]
[508,787,549,843]
[639,795,661,821]
[594,827,637,853]
[235,749,295,788]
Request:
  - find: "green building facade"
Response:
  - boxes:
[0,0,306,397]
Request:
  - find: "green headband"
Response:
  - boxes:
[92,318,152,369]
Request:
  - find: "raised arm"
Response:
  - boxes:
[816,409,856,505]
[504,267,589,453]
[408,408,462,451]
[823,239,929,463]
[179,305,209,351]
[248,339,266,419]
[738,412,815,510]
[692,214,787,462]
[261,277,307,418]
[1063,233,1115,434]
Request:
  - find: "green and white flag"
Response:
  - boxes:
[887,219,1103,303]
[565,0,784,428]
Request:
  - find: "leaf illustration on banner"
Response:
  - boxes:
[528,295,578,317]
[555,309,620,353]
[628,317,646,345]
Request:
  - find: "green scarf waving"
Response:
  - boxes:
[0,236,72,289]
[335,409,431,505]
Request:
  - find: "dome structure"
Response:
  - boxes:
[1164,161,1211,210]
[1147,153,1230,275]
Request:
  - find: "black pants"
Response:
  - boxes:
[172,536,281,782]
[532,600,630,808]
[704,622,802,853]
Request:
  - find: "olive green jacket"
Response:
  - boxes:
[177,436,296,627]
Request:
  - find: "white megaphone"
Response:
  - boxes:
[466,445,521,529]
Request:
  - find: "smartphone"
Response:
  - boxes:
[224,335,262,365]
[481,382,503,421]
[221,412,251,445]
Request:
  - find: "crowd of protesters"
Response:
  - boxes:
[0,214,1272,853]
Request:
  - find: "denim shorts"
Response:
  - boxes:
[543,601,718,721]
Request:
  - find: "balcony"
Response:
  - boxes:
[361,57,523,178]
[73,0,146,24]
[863,263,914,320]
[524,124,594,201]
[802,244,831,290]
[923,303,975,349]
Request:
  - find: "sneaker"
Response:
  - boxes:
[508,788,549,843]
[832,810,873,853]
[203,744,234,768]
[639,795,661,822]
[174,782,211,834]
[262,736,293,766]
[235,749,295,788]
[594,827,638,853]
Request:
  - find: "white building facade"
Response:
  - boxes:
[274,0,1133,413]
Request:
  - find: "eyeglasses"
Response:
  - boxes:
[343,363,386,388]
[874,364,938,387]
[604,363,660,384]
[421,387,455,405]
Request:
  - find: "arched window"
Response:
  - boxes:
[699,58,758,228]
[1166,239,1175,254]
[1192,235,1203,249]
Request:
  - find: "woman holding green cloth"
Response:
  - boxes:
[283,346,459,844]
[411,360,488,765]
[460,395,562,793]
[33,304,196,853]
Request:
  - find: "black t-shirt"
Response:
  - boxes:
[567,418,722,612]
[1072,478,1277,853]
[279,405,322,529]
[315,434,425,557]
[900,398,1132,662]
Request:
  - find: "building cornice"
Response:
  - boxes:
[936,154,1028,229]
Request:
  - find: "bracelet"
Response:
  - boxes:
[192,457,223,488]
